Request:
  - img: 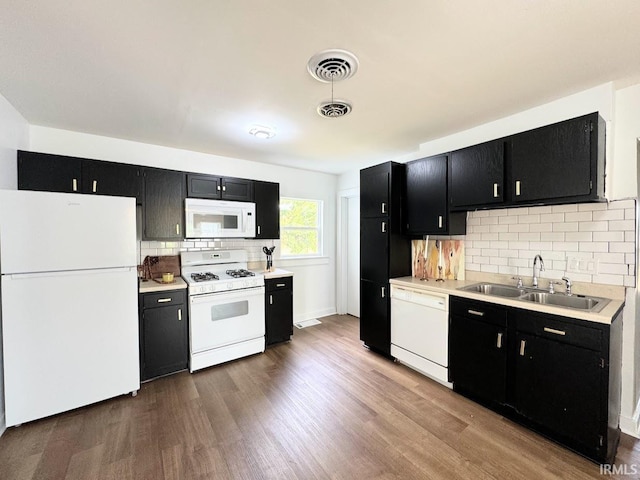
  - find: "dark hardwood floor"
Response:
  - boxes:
[1,314,639,479]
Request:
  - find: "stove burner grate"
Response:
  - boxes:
[225,269,256,278]
[191,272,219,282]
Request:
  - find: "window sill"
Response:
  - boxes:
[276,256,330,267]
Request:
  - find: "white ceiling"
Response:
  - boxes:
[1,1,640,175]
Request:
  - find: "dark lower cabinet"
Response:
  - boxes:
[360,279,390,355]
[143,168,184,240]
[449,298,507,405]
[449,296,622,464]
[139,289,189,381]
[265,276,293,346]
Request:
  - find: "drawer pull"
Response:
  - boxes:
[178,308,182,321]
[496,332,503,349]
[543,327,566,336]
[467,309,484,317]
[276,283,286,287]
[157,298,172,303]
[519,339,526,356]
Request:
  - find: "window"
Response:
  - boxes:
[279,197,323,257]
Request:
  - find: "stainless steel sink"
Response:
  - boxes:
[459,283,525,298]
[458,282,610,313]
[520,292,609,312]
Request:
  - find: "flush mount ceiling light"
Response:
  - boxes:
[248,125,276,139]
[308,49,358,119]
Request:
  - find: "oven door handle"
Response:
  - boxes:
[190,286,265,305]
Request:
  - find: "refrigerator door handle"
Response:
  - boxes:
[3,267,135,279]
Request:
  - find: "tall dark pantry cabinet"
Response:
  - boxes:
[360,162,411,355]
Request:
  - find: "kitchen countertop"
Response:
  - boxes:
[139,277,188,294]
[264,268,293,279]
[389,275,624,325]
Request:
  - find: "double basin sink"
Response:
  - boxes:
[459,283,610,313]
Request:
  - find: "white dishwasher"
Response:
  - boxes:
[390,284,451,387]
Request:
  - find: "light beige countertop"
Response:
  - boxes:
[389,273,625,325]
[139,277,188,294]
[264,268,293,280]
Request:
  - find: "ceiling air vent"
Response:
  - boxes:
[307,49,359,83]
[317,101,352,118]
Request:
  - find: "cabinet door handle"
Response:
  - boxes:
[269,294,273,305]
[217,185,221,191]
[497,332,503,349]
[381,202,387,214]
[543,327,566,336]
[257,225,261,235]
[222,185,226,192]
[381,221,387,233]
[467,309,484,317]
[92,180,98,193]
[438,215,443,229]
[176,224,180,235]
[515,180,521,196]
[157,298,172,303]
[519,339,526,356]
[72,178,78,192]
[178,308,182,321]
[381,286,386,298]
[277,283,286,287]
[493,183,499,198]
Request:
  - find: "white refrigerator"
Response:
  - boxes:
[0,189,140,427]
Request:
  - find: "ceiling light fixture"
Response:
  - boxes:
[248,125,276,139]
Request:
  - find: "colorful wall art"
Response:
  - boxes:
[412,239,465,280]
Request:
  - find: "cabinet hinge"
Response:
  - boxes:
[600,358,606,369]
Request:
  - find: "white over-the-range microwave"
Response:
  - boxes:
[184,198,256,238]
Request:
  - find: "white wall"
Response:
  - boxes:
[29,127,338,323]
[0,93,29,437]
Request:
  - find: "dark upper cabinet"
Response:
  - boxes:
[405,155,466,235]
[265,276,293,346]
[509,113,603,204]
[360,166,391,218]
[449,298,508,406]
[449,140,505,210]
[82,160,143,202]
[187,174,253,201]
[18,150,143,201]
[143,168,185,240]
[360,217,389,284]
[254,180,280,239]
[139,289,188,381]
[18,151,82,193]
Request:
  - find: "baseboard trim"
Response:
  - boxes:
[620,398,640,438]
[294,308,336,324]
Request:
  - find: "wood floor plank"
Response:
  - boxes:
[0,314,639,479]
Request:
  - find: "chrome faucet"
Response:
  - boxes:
[562,276,573,296]
[532,254,545,288]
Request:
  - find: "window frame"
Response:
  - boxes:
[279,196,324,258]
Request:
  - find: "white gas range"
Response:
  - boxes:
[181,249,265,372]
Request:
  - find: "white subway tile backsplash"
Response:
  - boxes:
[565,212,592,222]
[594,252,626,264]
[498,265,519,275]
[625,208,635,220]
[609,220,635,232]
[593,231,624,242]
[480,216,500,225]
[610,242,635,253]
[578,242,608,253]
[553,222,579,232]
[499,216,518,225]
[552,242,579,252]
[598,263,629,275]
[624,276,635,287]
[578,221,608,232]
[529,242,553,251]
[528,206,553,215]
[519,232,541,242]
[552,204,578,213]
[508,207,528,216]
[592,273,624,286]
[577,203,608,211]
[541,213,565,223]
[499,232,520,241]
[518,214,541,224]
[565,232,593,242]
[480,233,500,241]
[481,264,499,273]
[489,224,510,233]
[592,209,624,221]
[540,232,565,242]
[509,223,530,233]
[508,241,530,250]
[530,223,553,232]
[609,199,635,210]
[626,253,636,265]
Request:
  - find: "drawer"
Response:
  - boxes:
[142,290,186,309]
[450,296,507,328]
[514,310,602,351]
[266,276,292,292]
